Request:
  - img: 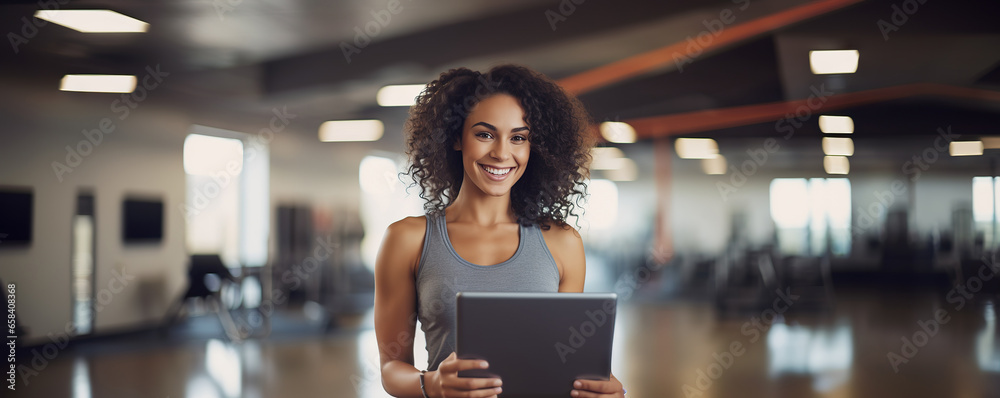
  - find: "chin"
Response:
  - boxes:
[479,183,513,197]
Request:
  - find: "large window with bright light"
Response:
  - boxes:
[184,134,243,265]
[770,178,851,256]
[973,176,999,245]
[183,127,270,269]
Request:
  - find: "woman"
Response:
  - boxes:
[375,64,624,398]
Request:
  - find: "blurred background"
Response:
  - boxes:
[1,0,1000,396]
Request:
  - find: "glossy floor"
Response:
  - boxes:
[12,286,1000,398]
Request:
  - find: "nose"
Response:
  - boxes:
[490,139,511,161]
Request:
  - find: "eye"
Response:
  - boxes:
[475,132,493,139]
[512,135,528,143]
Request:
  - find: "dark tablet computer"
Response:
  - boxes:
[456,292,617,397]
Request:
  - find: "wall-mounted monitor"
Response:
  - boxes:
[0,188,32,246]
[122,197,163,244]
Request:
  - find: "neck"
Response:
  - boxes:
[446,176,515,227]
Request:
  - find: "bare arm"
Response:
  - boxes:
[374,217,425,397]
[545,224,585,294]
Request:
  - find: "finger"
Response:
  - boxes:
[464,387,502,398]
[570,389,614,398]
[451,377,502,390]
[442,358,491,374]
[444,375,501,392]
[573,379,619,394]
[442,385,502,398]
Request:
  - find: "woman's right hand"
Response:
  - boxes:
[429,352,503,398]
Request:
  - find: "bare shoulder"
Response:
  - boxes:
[388,215,427,237]
[540,220,583,251]
[540,221,585,279]
[379,215,429,276]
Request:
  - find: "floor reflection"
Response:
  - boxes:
[767,322,852,392]
[205,339,241,398]
[977,301,1000,373]
[71,357,90,398]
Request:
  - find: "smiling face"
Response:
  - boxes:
[453,93,531,198]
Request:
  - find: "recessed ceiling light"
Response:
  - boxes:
[318,120,384,142]
[822,137,854,156]
[950,141,984,156]
[809,50,859,74]
[376,84,425,107]
[599,122,636,143]
[675,138,718,159]
[35,10,149,33]
[818,115,854,134]
[60,74,136,93]
[824,156,849,175]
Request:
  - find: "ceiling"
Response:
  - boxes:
[1,0,999,145]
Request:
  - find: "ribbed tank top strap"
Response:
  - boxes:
[415,212,446,280]
[527,221,560,276]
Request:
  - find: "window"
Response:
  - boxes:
[183,126,270,270]
[972,176,999,245]
[184,133,244,265]
[72,192,95,335]
[770,178,851,256]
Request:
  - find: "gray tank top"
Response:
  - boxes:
[415,212,561,371]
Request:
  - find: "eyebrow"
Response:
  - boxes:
[471,121,530,133]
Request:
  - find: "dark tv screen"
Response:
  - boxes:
[123,198,163,243]
[0,189,32,245]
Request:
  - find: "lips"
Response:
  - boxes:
[479,163,514,181]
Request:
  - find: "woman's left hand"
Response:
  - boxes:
[571,374,624,397]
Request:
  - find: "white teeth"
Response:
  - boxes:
[482,164,511,176]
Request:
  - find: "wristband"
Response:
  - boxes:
[419,369,429,398]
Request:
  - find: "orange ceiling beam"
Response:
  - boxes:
[557,0,864,96]
[623,83,1000,138]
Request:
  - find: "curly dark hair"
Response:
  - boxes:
[403,64,594,230]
